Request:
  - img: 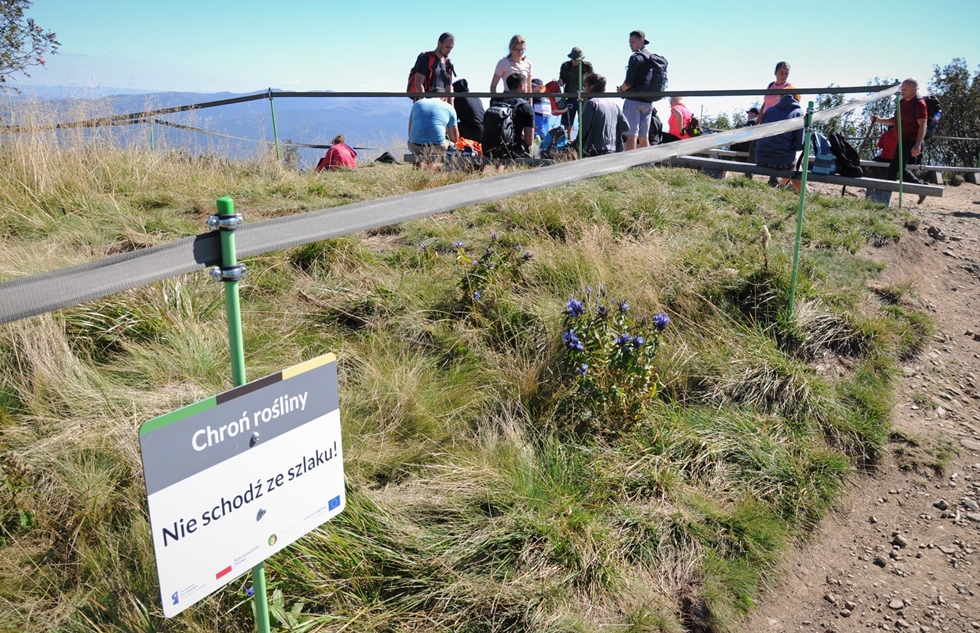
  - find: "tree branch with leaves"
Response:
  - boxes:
[0,0,59,86]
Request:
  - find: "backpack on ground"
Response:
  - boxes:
[810,131,837,175]
[483,104,516,152]
[642,53,669,101]
[683,115,702,138]
[923,95,941,139]
[826,132,863,178]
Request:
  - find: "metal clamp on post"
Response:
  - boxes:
[206,214,244,231]
[210,263,247,283]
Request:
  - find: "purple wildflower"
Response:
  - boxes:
[618,300,630,314]
[453,240,465,249]
[576,363,589,377]
[473,291,481,301]
[566,297,585,317]
[616,332,632,348]
[563,329,584,351]
[654,313,670,331]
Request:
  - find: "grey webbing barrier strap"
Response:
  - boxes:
[0,85,898,326]
[1,85,894,135]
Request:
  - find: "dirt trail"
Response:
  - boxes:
[743,182,980,633]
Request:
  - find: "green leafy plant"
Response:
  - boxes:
[557,286,670,436]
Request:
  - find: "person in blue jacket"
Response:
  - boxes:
[754,93,804,192]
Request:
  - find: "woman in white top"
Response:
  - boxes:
[490,34,533,94]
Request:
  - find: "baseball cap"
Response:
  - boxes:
[531,78,544,87]
[747,107,760,115]
[629,30,649,45]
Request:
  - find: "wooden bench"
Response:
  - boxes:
[668,156,944,199]
[861,160,980,185]
[402,153,554,168]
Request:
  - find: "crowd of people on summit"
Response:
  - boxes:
[319,30,935,194]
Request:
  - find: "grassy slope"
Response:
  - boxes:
[0,135,932,632]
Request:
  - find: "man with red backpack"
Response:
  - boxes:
[871,78,927,186]
[409,33,456,103]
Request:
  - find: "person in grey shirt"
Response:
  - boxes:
[580,74,628,156]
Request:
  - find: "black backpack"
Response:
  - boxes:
[923,95,941,139]
[684,115,702,138]
[482,104,516,151]
[827,131,864,178]
[642,53,669,102]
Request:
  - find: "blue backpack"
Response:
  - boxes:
[810,132,837,175]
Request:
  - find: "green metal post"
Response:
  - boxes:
[268,89,281,162]
[150,119,155,152]
[577,62,583,159]
[896,95,903,209]
[213,197,271,633]
[788,102,815,318]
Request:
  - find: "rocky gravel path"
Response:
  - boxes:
[743,182,980,633]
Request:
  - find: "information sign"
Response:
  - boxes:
[139,354,344,617]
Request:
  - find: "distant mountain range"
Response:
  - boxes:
[7,87,413,167]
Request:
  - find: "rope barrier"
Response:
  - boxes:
[0,85,899,326]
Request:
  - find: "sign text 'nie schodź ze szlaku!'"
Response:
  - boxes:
[139,354,345,618]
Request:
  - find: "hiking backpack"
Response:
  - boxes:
[483,104,516,152]
[683,115,702,138]
[406,51,454,99]
[923,95,941,139]
[641,53,669,101]
[810,132,837,175]
[544,80,568,113]
[826,132,863,178]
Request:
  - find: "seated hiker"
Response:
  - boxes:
[873,126,897,162]
[315,135,357,171]
[481,72,535,162]
[531,78,554,140]
[452,78,485,142]
[407,87,460,164]
[580,73,628,156]
[660,96,694,143]
[754,93,804,192]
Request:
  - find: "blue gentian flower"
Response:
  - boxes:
[566,297,585,317]
[418,242,427,251]
[453,240,465,249]
[634,336,644,346]
[576,363,589,377]
[473,291,481,301]
[245,586,255,598]
[654,313,670,331]
[491,232,498,241]
[616,332,632,348]
[563,329,584,351]
[618,300,630,314]
[597,304,608,318]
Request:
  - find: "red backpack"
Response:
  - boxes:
[544,80,568,113]
[406,52,454,100]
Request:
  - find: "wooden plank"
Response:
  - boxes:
[861,160,980,174]
[402,153,554,167]
[668,156,943,197]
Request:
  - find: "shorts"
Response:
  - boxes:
[758,163,794,171]
[623,99,653,138]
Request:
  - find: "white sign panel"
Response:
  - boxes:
[139,354,344,617]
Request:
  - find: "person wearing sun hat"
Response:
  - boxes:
[559,46,593,139]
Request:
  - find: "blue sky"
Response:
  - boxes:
[13,0,980,118]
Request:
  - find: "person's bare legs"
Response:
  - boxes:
[638,136,650,148]
[626,135,638,151]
